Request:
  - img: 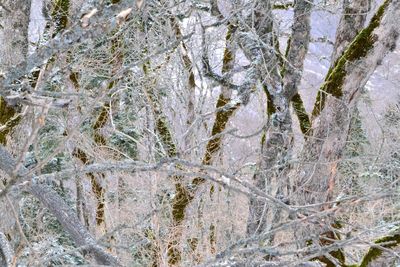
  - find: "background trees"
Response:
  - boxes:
[0,0,400,266]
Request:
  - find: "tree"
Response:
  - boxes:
[0,0,400,266]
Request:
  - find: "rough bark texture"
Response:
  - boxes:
[299,0,399,205]
[245,0,280,237]
[312,0,379,117]
[295,0,399,246]
[282,0,314,99]
[309,1,371,264]
[284,0,314,136]
[331,0,372,63]
[247,0,313,237]
[0,146,121,266]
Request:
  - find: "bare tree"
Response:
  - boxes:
[0,0,400,266]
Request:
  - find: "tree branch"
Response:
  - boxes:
[0,146,121,266]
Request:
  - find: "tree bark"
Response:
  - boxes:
[308,0,371,264]
[331,0,371,63]
[245,0,281,237]
[247,0,313,237]
[294,0,400,245]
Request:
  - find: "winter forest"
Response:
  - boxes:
[0,0,400,266]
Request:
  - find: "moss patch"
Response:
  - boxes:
[209,224,216,254]
[171,182,193,223]
[273,3,293,10]
[52,0,70,36]
[72,148,106,227]
[202,94,238,166]
[292,92,311,135]
[0,97,19,145]
[93,104,110,130]
[91,32,124,146]
[222,23,235,73]
[263,84,276,117]
[312,0,390,117]
[155,117,178,157]
[280,37,292,77]
[311,222,347,266]
[359,233,400,267]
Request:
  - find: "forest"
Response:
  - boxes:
[0,0,400,266]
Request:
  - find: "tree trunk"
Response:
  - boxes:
[247,0,313,237]
[331,0,371,63]
[294,0,400,249]
[307,0,371,264]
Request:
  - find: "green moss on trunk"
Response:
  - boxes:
[0,97,20,145]
[202,94,238,166]
[209,224,216,254]
[263,84,276,117]
[72,148,106,228]
[93,104,110,130]
[171,182,193,224]
[280,37,292,77]
[359,233,400,267]
[312,0,390,117]
[222,23,235,73]
[167,240,181,266]
[292,92,311,135]
[273,3,294,10]
[92,30,124,144]
[155,117,178,157]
